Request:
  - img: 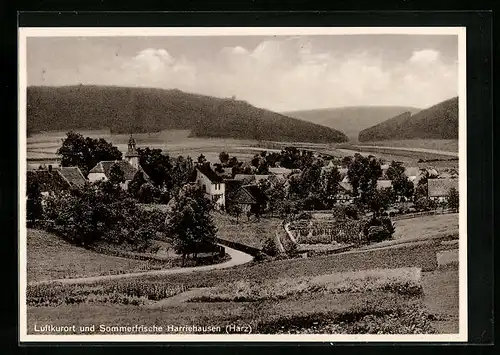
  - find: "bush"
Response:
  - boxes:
[362,216,395,243]
[262,237,279,256]
[41,182,166,250]
[344,205,359,220]
[296,212,313,220]
[367,226,390,242]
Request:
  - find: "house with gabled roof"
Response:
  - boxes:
[193,163,225,209]
[227,184,268,214]
[428,178,459,202]
[27,165,87,196]
[87,135,150,190]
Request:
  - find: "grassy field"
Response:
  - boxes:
[213,214,280,249]
[188,267,422,302]
[357,139,459,153]
[421,266,459,333]
[27,266,438,334]
[359,214,459,251]
[27,129,279,166]
[27,229,178,283]
[393,214,459,241]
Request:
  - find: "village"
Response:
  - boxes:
[22,31,464,337]
[28,134,459,222]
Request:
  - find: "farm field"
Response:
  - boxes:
[26,210,460,334]
[213,214,280,249]
[26,129,280,168]
[356,139,459,153]
[27,260,458,334]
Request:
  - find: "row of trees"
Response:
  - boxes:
[29,171,218,262]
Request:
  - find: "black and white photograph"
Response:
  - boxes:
[19,27,467,342]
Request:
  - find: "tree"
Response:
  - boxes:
[128,171,146,198]
[367,188,394,216]
[260,178,287,217]
[228,203,242,224]
[213,163,224,174]
[57,132,122,176]
[227,156,239,167]
[170,156,195,191]
[447,187,459,212]
[347,154,382,203]
[164,184,217,264]
[138,182,159,204]
[320,166,341,208]
[137,147,172,188]
[197,154,207,165]
[387,161,414,201]
[108,164,125,185]
[26,174,43,225]
[219,151,230,165]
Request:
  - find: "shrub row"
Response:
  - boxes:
[27,280,188,307]
[188,267,423,303]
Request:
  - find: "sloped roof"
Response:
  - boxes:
[268,167,292,175]
[58,167,87,187]
[27,169,70,193]
[196,164,223,183]
[254,175,271,182]
[338,181,353,192]
[224,179,244,196]
[229,187,257,205]
[233,174,256,184]
[243,185,268,203]
[89,160,140,181]
[428,178,459,197]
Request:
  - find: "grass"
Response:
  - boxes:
[357,139,459,153]
[25,248,457,335]
[27,229,229,283]
[358,214,458,251]
[393,214,458,241]
[188,267,423,302]
[421,266,459,333]
[27,229,164,283]
[27,288,434,334]
[213,214,281,249]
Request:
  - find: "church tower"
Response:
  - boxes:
[125,134,139,170]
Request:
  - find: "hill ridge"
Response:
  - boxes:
[358,97,458,142]
[27,85,348,144]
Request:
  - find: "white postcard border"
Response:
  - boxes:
[18,26,468,343]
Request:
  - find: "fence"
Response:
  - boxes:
[390,209,455,221]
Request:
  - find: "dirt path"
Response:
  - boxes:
[29,245,253,286]
[146,287,213,309]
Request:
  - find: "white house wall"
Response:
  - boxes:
[88,172,107,183]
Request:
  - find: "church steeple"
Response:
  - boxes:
[125,134,139,169]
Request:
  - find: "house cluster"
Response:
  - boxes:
[321,160,459,203]
[191,163,297,213]
[28,135,150,195]
[28,135,459,210]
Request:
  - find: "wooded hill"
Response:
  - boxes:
[358,97,459,142]
[284,106,421,141]
[27,85,348,143]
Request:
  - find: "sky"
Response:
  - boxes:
[26,35,459,112]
